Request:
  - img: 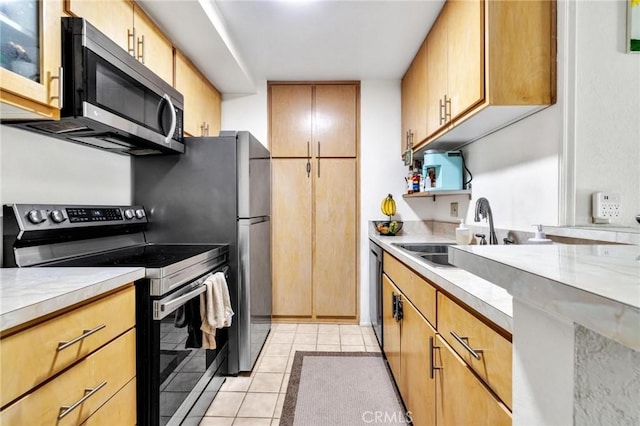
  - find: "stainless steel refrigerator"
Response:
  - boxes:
[133,130,271,374]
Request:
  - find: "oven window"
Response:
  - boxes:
[158,309,227,424]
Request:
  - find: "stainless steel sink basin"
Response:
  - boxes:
[392,243,453,254]
[391,242,456,268]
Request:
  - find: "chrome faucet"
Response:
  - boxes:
[474,197,498,245]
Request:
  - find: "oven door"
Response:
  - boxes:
[137,266,229,426]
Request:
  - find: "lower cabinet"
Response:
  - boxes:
[382,273,436,426]
[382,253,512,426]
[435,335,511,426]
[0,285,136,425]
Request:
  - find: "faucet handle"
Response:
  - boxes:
[503,238,514,245]
[475,233,487,245]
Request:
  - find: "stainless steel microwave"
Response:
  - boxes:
[4,17,184,155]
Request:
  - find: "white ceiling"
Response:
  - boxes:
[138,0,445,95]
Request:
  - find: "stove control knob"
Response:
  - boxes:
[50,210,66,223]
[124,209,135,220]
[27,209,46,224]
[135,209,146,219]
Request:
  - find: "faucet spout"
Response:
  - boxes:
[474,197,498,245]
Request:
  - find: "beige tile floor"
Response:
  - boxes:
[199,323,380,425]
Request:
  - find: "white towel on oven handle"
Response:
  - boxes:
[200,271,234,349]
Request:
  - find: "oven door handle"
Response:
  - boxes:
[154,284,206,320]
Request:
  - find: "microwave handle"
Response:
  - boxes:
[161,94,177,145]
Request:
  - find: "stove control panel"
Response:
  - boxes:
[5,204,148,232]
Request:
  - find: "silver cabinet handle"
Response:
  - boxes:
[154,284,207,320]
[58,380,107,419]
[137,35,145,63]
[429,336,442,379]
[204,123,209,136]
[127,28,136,56]
[444,94,452,122]
[450,331,482,360]
[307,141,312,177]
[57,324,106,351]
[439,98,445,125]
[49,66,63,109]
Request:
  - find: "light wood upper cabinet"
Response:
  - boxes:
[406,0,555,150]
[313,158,357,317]
[314,85,357,158]
[175,51,221,137]
[446,0,483,120]
[132,4,174,84]
[66,0,173,84]
[270,85,313,157]
[425,5,449,138]
[271,159,313,317]
[0,0,64,119]
[269,83,357,158]
[401,40,428,157]
[426,0,483,137]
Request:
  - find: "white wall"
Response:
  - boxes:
[221,82,269,147]
[0,125,132,206]
[572,0,640,227]
[359,80,422,324]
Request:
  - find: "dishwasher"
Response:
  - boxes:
[369,239,383,347]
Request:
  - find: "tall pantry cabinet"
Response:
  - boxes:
[269,83,359,321]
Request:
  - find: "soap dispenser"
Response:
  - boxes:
[455,219,473,244]
[527,224,553,244]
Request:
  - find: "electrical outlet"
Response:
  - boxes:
[592,192,621,224]
[450,202,459,217]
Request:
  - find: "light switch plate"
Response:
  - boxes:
[592,192,621,224]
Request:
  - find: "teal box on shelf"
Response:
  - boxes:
[423,150,463,190]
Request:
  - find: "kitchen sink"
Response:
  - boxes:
[391,242,456,268]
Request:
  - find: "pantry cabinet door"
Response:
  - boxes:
[314,84,357,158]
[270,85,313,157]
[313,158,357,317]
[271,159,313,317]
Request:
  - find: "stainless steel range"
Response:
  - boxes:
[2,203,230,426]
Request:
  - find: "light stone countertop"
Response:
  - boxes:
[0,267,145,333]
[448,244,640,350]
[369,226,513,334]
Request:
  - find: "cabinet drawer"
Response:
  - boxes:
[82,378,136,426]
[437,292,512,409]
[0,329,136,425]
[383,252,437,327]
[0,285,135,406]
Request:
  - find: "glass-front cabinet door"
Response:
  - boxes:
[0,0,62,119]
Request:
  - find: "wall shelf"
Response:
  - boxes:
[402,189,472,202]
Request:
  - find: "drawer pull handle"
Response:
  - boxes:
[57,324,106,351]
[450,331,482,360]
[429,336,442,379]
[58,380,107,419]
